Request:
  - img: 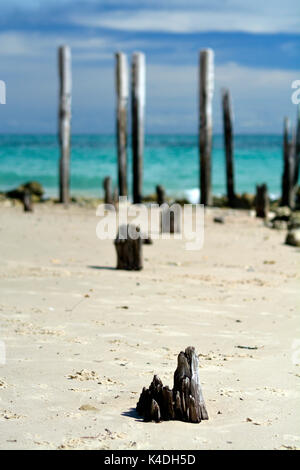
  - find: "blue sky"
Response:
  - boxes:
[0,0,299,133]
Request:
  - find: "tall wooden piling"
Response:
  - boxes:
[222,89,235,206]
[115,53,129,197]
[58,45,72,204]
[132,52,146,204]
[199,49,214,206]
[281,117,295,208]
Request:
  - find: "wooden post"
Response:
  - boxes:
[115,52,128,197]
[199,49,214,206]
[281,117,295,208]
[113,187,119,205]
[23,189,33,212]
[136,346,208,423]
[222,89,235,206]
[294,106,300,188]
[114,224,143,270]
[256,183,269,218]
[160,204,181,234]
[103,176,113,205]
[132,52,146,204]
[156,185,166,206]
[58,45,72,204]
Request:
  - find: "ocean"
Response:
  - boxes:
[0,134,288,202]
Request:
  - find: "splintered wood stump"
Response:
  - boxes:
[114,224,143,270]
[23,189,33,212]
[256,183,269,218]
[136,346,208,423]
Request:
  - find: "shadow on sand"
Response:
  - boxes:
[87,265,116,271]
[121,408,144,422]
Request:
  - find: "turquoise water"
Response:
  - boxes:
[0,134,288,201]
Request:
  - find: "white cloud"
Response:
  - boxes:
[0,32,110,57]
[146,62,297,132]
[0,32,297,133]
[0,32,33,56]
[71,4,300,34]
[0,31,161,63]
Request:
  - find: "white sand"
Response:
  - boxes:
[0,202,299,450]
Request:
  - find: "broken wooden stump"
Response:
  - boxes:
[255,183,269,218]
[113,187,119,205]
[136,346,208,423]
[103,176,113,205]
[142,234,153,245]
[23,189,33,212]
[156,185,166,206]
[213,216,225,224]
[160,204,181,234]
[114,224,143,270]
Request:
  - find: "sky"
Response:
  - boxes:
[0,0,299,134]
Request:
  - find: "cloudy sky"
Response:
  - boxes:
[0,0,299,133]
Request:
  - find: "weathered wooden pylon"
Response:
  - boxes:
[58,45,72,205]
[199,49,214,206]
[132,52,146,204]
[281,117,295,208]
[222,88,235,206]
[115,52,129,197]
[294,106,300,188]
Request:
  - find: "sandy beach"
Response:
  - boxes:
[0,201,299,450]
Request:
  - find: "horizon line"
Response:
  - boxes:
[0,132,284,137]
